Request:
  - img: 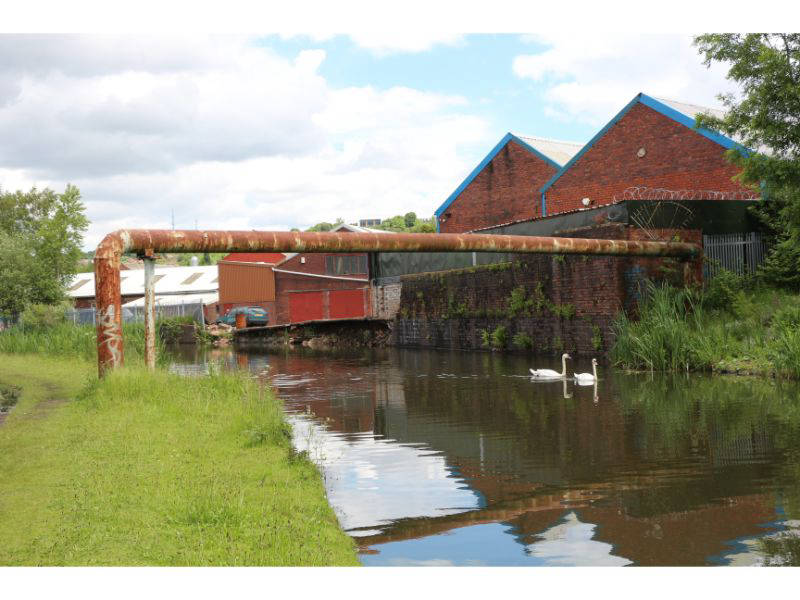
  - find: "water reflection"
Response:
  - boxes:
[166,346,800,566]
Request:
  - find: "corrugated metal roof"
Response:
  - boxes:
[513,134,584,166]
[652,97,727,122]
[122,293,219,308]
[654,95,769,155]
[332,223,394,234]
[67,265,219,299]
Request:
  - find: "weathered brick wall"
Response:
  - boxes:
[439,140,557,233]
[392,225,702,355]
[544,103,748,215]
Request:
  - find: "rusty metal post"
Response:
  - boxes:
[143,254,156,370]
[93,229,702,377]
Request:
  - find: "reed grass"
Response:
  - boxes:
[612,280,800,379]
[0,322,165,366]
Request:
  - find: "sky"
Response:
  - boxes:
[0,31,741,250]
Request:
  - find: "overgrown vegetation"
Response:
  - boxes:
[611,274,800,379]
[0,354,359,565]
[512,332,533,350]
[694,34,800,291]
[591,325,604,351]
[0,321,166,366]
[490,325,508,349]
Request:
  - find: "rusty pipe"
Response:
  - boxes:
[94,229,700,376]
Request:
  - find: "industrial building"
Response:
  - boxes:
[435,93,754,233]
[217,223,392,327]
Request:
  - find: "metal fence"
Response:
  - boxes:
[703,232,766,280]
[66,301,206,326]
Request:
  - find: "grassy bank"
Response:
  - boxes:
[0,353,358,565]
[612,277,800,379]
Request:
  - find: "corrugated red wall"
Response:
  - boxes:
[288,291,326,323]
[329,289,368,319]
[285,288,368,324]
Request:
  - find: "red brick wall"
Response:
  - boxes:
[393,224,703,354]
[439,140,559,233]
[544,103,748,215]
[279,252,368,276]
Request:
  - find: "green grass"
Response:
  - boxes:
[611,279,800,379]
[0,354,359,565]
[0,322,163,365]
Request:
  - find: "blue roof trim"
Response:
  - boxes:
[539,94,642,195]
[638,94,745,153]
[539,92,747,195]
[434,133,563,221]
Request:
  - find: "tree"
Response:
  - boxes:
[404,212,417,228]
[694,34,800,288]
[306,217,344,232]
[0,185,89,318]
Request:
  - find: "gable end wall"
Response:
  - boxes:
[439,140,559,233]
[544,103,749,215]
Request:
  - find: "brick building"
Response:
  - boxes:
[435,133,582,233]
[217,224,390,326]
[436,93,754,233]
[540,94,751,216]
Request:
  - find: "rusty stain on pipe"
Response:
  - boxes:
[94,229,700,376]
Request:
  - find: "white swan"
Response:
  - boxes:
[573,358,598,383]
[530,353,571,379]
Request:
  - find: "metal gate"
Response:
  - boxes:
[703,232,766,279]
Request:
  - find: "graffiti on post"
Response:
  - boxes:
[97,304,123,366]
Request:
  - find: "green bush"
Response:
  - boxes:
[759,235,800,291]
[552,304,576,319]
[490,325,507,349]
[508,286,532,317]
[512,331,533,349]
[591,325,603,351]
[703,269,744,311]
[19,302,71,329]
[772,305,800,330]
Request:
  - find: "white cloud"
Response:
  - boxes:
[348,33,464,56]
[513,34,738,126]
[0,35,490,248]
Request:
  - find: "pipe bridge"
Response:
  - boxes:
[93,229,700,376]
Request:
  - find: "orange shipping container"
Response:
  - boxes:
[218,261,276,304]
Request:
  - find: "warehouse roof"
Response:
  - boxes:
[67,265,219,299]
[513,135,583,167]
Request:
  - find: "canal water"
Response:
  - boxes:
[167,346,800,566]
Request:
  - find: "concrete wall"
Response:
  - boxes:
[390,225,702,355]
[372,282,402,320]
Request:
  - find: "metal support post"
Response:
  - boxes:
[143,251,156,370]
